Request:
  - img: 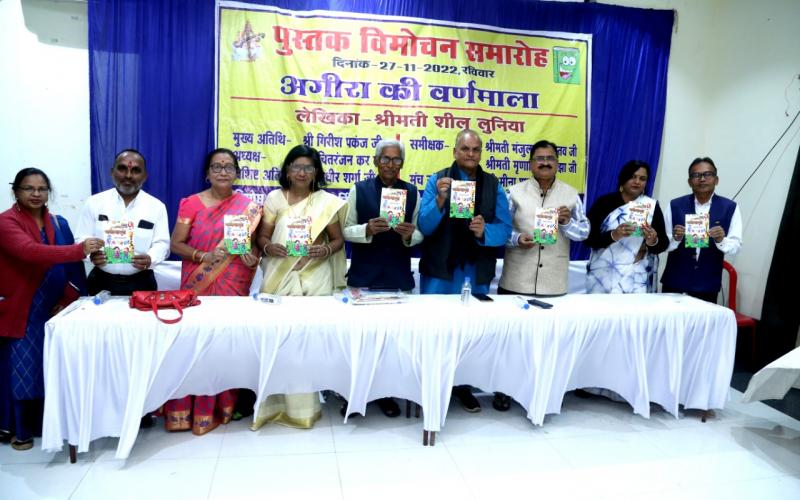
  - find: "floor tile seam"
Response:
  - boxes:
[436,436,551,449]
[435,441,481,500]
[549,440,673,470]
[92,455,222,467]
[328,410,339,454]
[635,428,725,458]
[331,447,346,500]
[332,444,441,455]
[537,426,646,442]
[218,450,338,459]
[328,409,348,499]
[66,460,94,500]
[453,436,580,474]
[673,468,789,489]
[438,437,471,484]
[205,453,220,500]
[734,471,800,483]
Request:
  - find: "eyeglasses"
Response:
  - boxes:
[17,186,49,194]
[210,163,237,174]
[532,155,557,163]
[689,171,716,180]
[378,156,403,166]
[289,164,316,174]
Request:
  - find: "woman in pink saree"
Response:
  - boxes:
[165,148,262,435]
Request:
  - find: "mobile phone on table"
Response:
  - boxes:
[471,292,493,302]
[527,298,553,309]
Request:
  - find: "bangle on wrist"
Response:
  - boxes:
[198,251,206,263]
[263,242,270,255]
[191,249,199,262]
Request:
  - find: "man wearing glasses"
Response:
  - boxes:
[493,139,589,411]
[661,157,742,303]
[76,149,170,297]
[417,129,512,413]
[499,139,589,297]
[342,139,423,417]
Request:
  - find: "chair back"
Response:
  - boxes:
[722,260,737,312]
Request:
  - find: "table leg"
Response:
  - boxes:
[422,430,437,446]
[701,409,715,423]
[414,403,420,418]
[69,444,77,464]
[406,400,411,418]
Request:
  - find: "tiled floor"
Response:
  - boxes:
[1,388,799,499]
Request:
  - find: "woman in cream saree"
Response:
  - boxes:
[252,145,346,430]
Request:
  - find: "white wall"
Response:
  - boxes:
[0,0,90,225]
[601,0,800,318]
[3,0,799,319]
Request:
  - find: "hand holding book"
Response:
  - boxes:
[392,222,416,241]
[469,215,485,239]
[709,225,726,243]
[611,222,636,240]
[641,223,658,246]
[672,224,685,241]
[366,217,391,236]
[518,233,536,249]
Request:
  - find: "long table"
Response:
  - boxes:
[42,293,736,459]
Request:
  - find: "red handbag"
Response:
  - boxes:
[129,290,201,324]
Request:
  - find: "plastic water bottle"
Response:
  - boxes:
[92,290,111,305]
[460,277,471,305]
[334,291,349,304]
[514,296,531,310]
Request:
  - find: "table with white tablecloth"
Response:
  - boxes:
[42,293,737,459]
[741,346,800,403]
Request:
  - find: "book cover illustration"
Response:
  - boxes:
[103,220,134,264]
[286,216,312,257]
[626,202,650,237]
[224,214,251,254]
[685,213,710,248]
[379,188,407,228]
[449,180,476,219]
[533,207,558,245]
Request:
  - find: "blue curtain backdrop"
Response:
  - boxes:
[88,0,673,260]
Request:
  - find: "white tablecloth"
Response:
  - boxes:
[42,293,736,459]
[741,346,800,403]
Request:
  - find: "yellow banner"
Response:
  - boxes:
[217,5,589,203]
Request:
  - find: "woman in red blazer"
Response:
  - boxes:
[0,168,103,451]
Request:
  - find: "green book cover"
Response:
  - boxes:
[449,180,475,219]
[379,188,406,228]
[627,202,649,237]
[224,214,251,254]
[533,207,558,245]
[286,216,311,257]
[685,213,710,248]
[103,220,134,264]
